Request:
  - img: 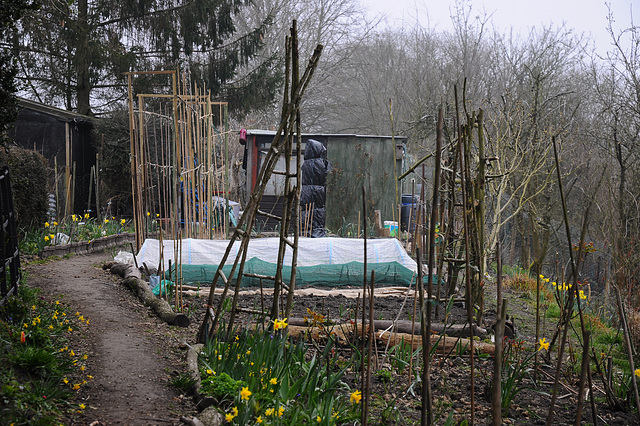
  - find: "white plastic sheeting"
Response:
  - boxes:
[136,237,417,273]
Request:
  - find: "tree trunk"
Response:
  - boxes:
[75,0,92,116]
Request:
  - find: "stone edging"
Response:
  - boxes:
[41,233,136,258]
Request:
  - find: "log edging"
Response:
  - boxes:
[42,233,136,258]
[184,343,224,426]
[107,262,190,328]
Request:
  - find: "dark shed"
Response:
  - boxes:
[7,98,96,218]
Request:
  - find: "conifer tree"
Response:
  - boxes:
[14,0,278,115]
[1,0,38,143]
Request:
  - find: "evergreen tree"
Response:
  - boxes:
[1,0,38,145]
[13,0,278,115]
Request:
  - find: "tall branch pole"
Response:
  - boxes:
[361,186,369,426]
[492,240,505,425]
[422,105,443,425]
[455,85,474,425]
[546,136,594,425]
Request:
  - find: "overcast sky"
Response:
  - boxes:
[361,0,634,55]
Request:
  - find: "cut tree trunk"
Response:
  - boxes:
[109,262,190,327]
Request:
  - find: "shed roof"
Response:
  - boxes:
[246,129,407,141]
[16,97,93,123]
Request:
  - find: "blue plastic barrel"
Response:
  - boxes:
[400,194,418,232]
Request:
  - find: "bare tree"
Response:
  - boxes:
[590,5,640,301]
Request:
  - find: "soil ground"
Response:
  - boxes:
[25,251,196,425]
[23,249,640,425]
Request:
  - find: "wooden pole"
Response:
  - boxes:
[223,103,229,238]
[361,186,369,426]
[422,105,443,425]
[365,270,375,424]
[615,285,640,421]
[492,240,505,425]
[65,122,71,218]
[71,161,76,215]
[95,151,100,218]
[54,156,60,221]
[455,85,474,425]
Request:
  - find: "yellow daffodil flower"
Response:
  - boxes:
[240,386,251,400]
[538,337,550,351]
[273,317,288,330]
[350,390,362,404]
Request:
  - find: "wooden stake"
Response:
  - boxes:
[454,85,474,425]
[492,240,505,426]
[361,186,369,426]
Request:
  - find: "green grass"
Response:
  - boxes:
[498,263,640,413]
[0,281,93,422]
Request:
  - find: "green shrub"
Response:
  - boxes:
[200,371,247,401]
[0,146,51,231]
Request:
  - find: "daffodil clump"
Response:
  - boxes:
[0,285,93,423]
[20,213,135,256]
[199,322,360,424]
[538,274,590,319]
[500,337,538,416]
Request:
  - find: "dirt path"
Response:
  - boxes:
[25,251,195,425]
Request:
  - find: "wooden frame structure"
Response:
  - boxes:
[126,70,230,251]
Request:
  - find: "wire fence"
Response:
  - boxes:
[0,167,21,306]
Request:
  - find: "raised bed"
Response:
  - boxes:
[41,233,136,258]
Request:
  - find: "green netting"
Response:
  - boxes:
[164,258,418,287]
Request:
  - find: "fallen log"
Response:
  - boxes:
[377,330,495,356]
[109,263,190,327]
[286,318,487,338]
[283,323,494,356]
